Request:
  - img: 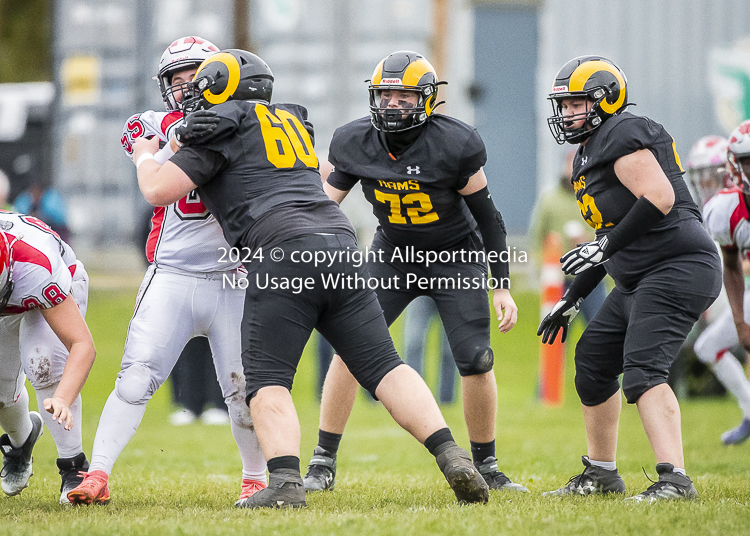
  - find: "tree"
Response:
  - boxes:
[0,0,51,83]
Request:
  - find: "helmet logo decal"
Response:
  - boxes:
[551,85,568,93]
[198,52,241,105]
[569,61,626,114]
[407,166,420,174]
[381,78,402,84]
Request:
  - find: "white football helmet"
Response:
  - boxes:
[686,135,729,205]
[156,36,219,111]
[728,120,750,194]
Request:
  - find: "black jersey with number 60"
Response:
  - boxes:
[572,111,717,292]
[326,115,487,251]
[170,100,355,250]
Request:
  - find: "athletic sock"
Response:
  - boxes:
[712,352,750,418]
[588,459,617,471]
[267,456,300,475]
[88,390,148,474]
[672,467,687,476]
[424,427,455,456]
[470,440,496,464]
[0,387,33,448]
[34,385,83,458]
[229,417,267,482]
[318,429,342,455]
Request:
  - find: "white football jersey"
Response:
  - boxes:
[121,110,239,272]
[0,211,77,314]
[703,187,750,258]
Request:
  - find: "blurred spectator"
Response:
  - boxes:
[529,150,607,324]
[169,337,229,426]
[0,169,11,210]
[13,180,70,242]
[403,296,456,404]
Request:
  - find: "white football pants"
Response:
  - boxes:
[89,265,266,482]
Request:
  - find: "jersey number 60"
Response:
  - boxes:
[256,104,318,169]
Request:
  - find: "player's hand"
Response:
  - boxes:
[175,109,219,145]
[131,136,160,165]
[537,295,582,344]
[43,397,74,431]
[493,288,517,333]
[560,236,610,275]
[736,321,750,352]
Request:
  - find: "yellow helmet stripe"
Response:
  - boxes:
[371,60,385,85]
[568,60,626,114]
[196,52,241,105]
[402,58,436,87]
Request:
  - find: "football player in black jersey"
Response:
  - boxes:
[538,56,721,501]
[131,49,489,508]
[303,51,526,494]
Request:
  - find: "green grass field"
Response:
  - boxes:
[1,286,749,535]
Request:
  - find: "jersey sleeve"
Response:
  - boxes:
[121,111,181,160]
[456,129,487,189]
[10,243,73,311]
[169,146,227,187]
[703,190,748,249]
[324,126,361,191]
[183,103,242,160]
[326,165,359,191]
[600,116,661,161]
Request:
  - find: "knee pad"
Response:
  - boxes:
[458,347,494,376]
[574,371,620,407]
[115,363,154,404]
[621,368,666,404]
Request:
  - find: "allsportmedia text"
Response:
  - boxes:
[223,272,511,294]
[217,245,527,268]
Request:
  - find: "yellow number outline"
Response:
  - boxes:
[374,189,438,224]
[255,103,318,169]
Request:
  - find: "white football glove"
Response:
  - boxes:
[560,236,610,275]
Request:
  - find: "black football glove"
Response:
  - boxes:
[560,236,610,275]
[175,109,220,145]
[537,295,583,344]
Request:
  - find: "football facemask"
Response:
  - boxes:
[367,50,444,132]
[156,36,219,111]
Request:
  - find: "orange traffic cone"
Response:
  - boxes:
[539,232,565,406]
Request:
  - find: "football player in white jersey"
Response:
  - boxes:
[67,36,267,506]
[0,212,95,502]
[697,126,750,445]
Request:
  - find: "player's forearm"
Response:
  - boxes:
[463,185,509,285]
[137,159,167,205]
[53,340,96,406]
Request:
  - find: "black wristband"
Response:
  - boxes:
[566,264,607,302]
[463,186,509,286]
[603,196,666,256]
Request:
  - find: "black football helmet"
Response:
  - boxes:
[547,56,629,144]
[181,49,274,113]
[367,51,445,132]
